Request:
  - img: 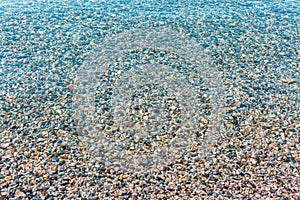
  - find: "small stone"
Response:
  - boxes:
[0,143,10,148]
[56,109,62,115]
[15,190,26,198]
[24,151,30,157]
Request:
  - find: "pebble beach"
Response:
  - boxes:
[0,0,299,199]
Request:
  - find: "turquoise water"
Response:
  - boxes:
[0,0,299,198]
[1,0,299,134]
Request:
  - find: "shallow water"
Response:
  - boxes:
[0,0,299,198]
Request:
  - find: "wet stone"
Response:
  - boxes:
[0,0,299,199]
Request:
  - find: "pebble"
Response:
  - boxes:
[0,143,10,149]
[15,190,26,198]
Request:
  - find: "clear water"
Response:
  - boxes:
[73,26,226,171]
[0,0,299,185]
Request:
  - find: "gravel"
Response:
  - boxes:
[0,0,299,199]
